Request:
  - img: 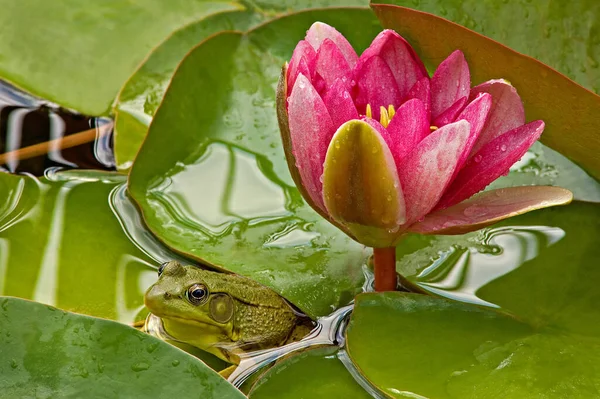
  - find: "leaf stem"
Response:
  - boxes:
[373,247,397,291]
[0,122,112,166]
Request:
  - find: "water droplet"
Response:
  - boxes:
[172,360,180,367]
[131,362,150,372]
[474,155,483,163]
[10,359,17,369]
[500,145,507,152]
[146,342,159,353]
[386,195,392,202]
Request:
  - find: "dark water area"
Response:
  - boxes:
[0,81,115,175]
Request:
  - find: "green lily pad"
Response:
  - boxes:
[128,9,385,319]
[371,3,600,182]
[372,0,600,94]
[0,0,243,115]
[487,142,600,203]
[113,9,268,170]
[397,202,600,333]
[0,171,157,322]
[346,292,600,398]
[0,297,244,398]
[248,346,371,398]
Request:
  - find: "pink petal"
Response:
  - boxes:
[398,120,471,224]
[410,186,573,235]
[315,39,352,90]
[354,55,402,120]
[438,120,545,208]
[386,98,429,164]
[288,73,336,211]
[451,93,493,175]
[287,40,316,94]
[470,79,526,155]
[406,77,431,122]
[323,78,359,129]
[287,57,312,104]
[432,96,467,127]
[431,50,470,120]
[360,30,428,100]
[305,22,358,68]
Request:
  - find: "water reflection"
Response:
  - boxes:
[409,225,565,307]
[0,172,156,322]
[0,81,115,175]
[149,142,293,238]
[109,184,191,265]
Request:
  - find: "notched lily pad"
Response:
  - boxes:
[0,297,244,398]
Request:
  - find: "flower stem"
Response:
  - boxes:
[373,247,397,291]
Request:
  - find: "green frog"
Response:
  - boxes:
[144,261,313,364]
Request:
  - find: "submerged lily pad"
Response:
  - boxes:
[346,292,600,398]
[0,297,244,398]
[371,3,600,181]
[249,347,371,399]
[128,9,385,319]
[0,0,242,115]
[0,171,157,322]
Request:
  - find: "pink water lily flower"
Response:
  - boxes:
[276,22,572,249]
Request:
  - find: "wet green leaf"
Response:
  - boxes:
[113,9,267,170]
[347,292,600,398]
[0,171,157,323]
[128,9,385,319]
[371,3,600,182]
[113,0,372,170]
[0,297,244,398]
[486,142,600,203]
[0,0,243,115]
[249,347,371,399]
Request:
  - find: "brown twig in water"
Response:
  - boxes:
[0,122,113,166]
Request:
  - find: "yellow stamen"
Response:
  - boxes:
[430,126,438,131]
[387,105,396,119]
[366,104,372,119]
[379,106,390,128]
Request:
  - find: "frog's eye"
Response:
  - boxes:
[186,284,209,305]
[158,262,169,276]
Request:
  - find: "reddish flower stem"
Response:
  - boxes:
[373,247,397,291]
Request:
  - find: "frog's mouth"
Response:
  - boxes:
[160,314,225,328]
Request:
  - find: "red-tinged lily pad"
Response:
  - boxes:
[127,9,385,319]
[372,0,600,95]
[371,3,600,181]
[346,292,600,398]
[0,297,244,398]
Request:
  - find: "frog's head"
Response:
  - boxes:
[144,261,237,358]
